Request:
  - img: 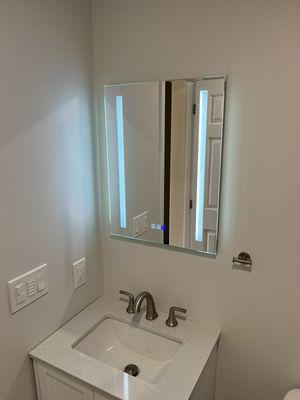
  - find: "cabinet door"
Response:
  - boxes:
[37,361,93,400]
[94,390,116,400]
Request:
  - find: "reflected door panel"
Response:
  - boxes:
[189,79,224,253]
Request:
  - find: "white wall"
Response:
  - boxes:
[0,1,102,399]
[93,1,300,400]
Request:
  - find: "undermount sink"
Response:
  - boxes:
[74,317,182,383]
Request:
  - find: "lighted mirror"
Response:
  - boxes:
[105,76,226,256]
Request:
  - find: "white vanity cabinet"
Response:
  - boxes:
[94,391,112,400]
[33,344,217,400]
[34,360,114,400]
[29,296,220,400]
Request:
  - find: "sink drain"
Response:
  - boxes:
[124,364,139,377]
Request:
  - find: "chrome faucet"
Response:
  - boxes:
[133,291,158,321]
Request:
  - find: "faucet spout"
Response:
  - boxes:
[133,291,158,321]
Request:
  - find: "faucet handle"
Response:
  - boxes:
[119,290,135,314]
[166,306,187,327]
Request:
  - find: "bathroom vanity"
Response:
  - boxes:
[29,295,220,400]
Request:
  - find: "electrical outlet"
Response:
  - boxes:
[73,258,87,290]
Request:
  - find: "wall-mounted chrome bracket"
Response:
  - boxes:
[232,252,253,272]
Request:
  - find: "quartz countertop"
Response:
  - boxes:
[29,294,220,400]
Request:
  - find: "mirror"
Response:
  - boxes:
[104,76,226,256]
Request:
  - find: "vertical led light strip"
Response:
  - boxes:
[195,90,208,242]
[116,95,126,229]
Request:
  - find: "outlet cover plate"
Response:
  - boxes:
[73,258,87,290]
[8,264,48,314]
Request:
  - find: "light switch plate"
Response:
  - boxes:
[8,264,48,314]
[133,211,149,237]
[73,258,87,290]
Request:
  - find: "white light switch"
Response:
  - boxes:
[38,281,46,292]
[133,211,149,237]
[8,264,48,314]
[73,258,87,290]
[15,283,27,305]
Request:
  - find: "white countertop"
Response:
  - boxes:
[29,295,220,400]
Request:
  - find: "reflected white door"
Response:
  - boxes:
[189,79,225,253]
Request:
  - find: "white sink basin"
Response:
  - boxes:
[74,317,182,383]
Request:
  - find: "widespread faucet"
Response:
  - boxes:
[133,291,158,321]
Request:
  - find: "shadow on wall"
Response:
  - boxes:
[6,358,37,400]
[0,97,100,400]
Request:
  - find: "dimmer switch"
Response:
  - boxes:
[27,280,37,297]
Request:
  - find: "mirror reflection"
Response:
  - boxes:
[105,76,226,255]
